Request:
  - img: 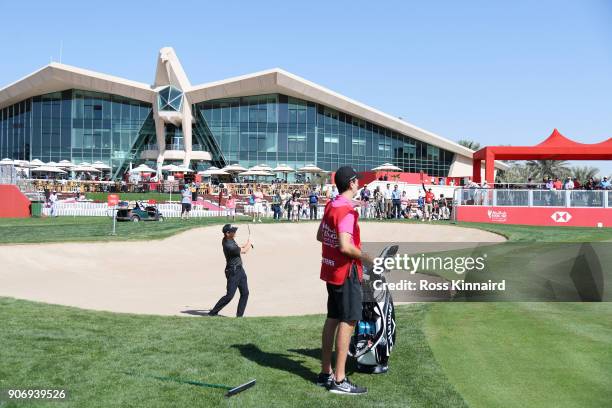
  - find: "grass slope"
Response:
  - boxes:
[2,217,611,245]
[0,216,253,244]
[1,218,611,407]
[0,298,466,408]
[425,302,612,408]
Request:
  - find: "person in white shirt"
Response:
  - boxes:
[564,177,574,190]
[49,191,58,217]
[181,185,192,220]
[383,183,393,218]
[252,188,264,223]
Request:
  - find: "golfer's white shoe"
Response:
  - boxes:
[328,377,367,395]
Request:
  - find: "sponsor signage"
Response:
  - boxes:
[458,206,609,227]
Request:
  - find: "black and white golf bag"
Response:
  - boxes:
[349,245,398,374]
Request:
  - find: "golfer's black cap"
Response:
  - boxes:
[335,166,360,187]
[222,224,238,234]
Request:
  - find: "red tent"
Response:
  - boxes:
[473,129,612,183]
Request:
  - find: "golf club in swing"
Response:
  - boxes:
[123,372,256,397]
[247,224,254,249]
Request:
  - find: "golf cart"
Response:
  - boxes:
[116,200,164,222]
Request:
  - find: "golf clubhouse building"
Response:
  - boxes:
[0,47,505,180]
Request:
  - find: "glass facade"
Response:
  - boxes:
[0,89,154,178]
[158,86,183,112]
[194,94,454,176]
[1,90,456,180]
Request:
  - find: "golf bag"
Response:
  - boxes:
[349,245,398,374]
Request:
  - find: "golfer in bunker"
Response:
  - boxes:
[316,166,372,395]
[208,224,251,317]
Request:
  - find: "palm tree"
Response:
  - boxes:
[496,162,534,183]
[526,160,570,180]
[571,166,599,183]
[458,139,481,151]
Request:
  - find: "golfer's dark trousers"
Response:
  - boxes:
[309,204,318,220]
[211,265,249,317]
[393,199,401,218]
[272,204,281,219]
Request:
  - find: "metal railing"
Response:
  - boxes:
[454,188,611,208]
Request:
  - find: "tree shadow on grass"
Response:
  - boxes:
[231,344,319,383]
[289,348,357,375]
[287,348,321,360]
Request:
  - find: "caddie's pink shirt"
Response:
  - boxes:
[332,195,356,242]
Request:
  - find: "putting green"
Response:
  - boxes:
[424,302,612,408]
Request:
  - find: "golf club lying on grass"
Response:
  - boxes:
[124,372,256,397]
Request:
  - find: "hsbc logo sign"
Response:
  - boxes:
[551,211,572,223]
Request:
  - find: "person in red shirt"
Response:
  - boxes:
[553,178,563,190]
[316,166,372,395]
[422,183,435,221]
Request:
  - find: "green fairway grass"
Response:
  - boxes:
[1,218,611,407]
[2,216,611,245]
[454,222,612,242]
[0,298,466,408]
[0,216,256,244]
[425,302,612,408]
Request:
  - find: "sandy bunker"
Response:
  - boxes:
[0,223,505,317]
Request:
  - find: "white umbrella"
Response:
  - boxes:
[239,170,274,177]
[250,164,273,172]
[199,168,229,176]
[173,165,193,173]
[58,160,76,168]
[297,164,324,173]
[72,166,102,173]
[372,163,402,171]
[30,159,45,166]
[222,163,247,173]
[15,160,33,168]
[31,166,67,174]
[130,164,156,173]
[78,162,92,167]
[46,161,63,167]
[0,158,14,165]
[273,164,295,173]
[92,161,111,170]
[161,164,181,171]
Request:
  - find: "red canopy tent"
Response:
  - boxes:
[473,129,612,183]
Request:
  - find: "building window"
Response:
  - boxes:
[158,86,183,112]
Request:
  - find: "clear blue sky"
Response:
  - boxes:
[2,0,611,175]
